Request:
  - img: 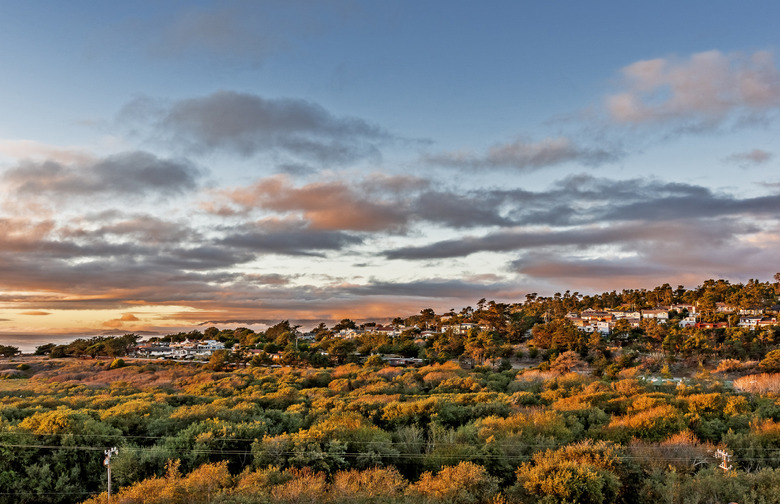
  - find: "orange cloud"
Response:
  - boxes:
[102,313,141,329]
[216,175,410,232]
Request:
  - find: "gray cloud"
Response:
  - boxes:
[123,91,388,165]
[511,227,780,292]
[382,175,780,261]
[384,220,740,261]
[494,175,780,226]
[220,219,363,256]
[62,214,198,246]
[145,2,357,66]
[425,136,621,171]
[2,151,202,199]
[149,6,277,64]
[343,278,519,300]
[412,191,515,228]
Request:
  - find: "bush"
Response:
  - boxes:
[109,358,126,369]
[407,461,499,504]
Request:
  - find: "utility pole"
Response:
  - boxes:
[715,448,733,472]
[104,447,118,503]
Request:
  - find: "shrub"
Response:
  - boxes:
[109,358,126,369]
[407,461,499,504]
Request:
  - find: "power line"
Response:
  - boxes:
[2,441,779,464]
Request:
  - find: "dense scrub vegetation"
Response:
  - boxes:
[0,356,778,503]
[1,276,779,503]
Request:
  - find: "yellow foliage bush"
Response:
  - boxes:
[270,467,329,504]
[82,460,232,504]
[331,466,408,502]
[407,461,498,504]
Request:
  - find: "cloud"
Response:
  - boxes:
[378,173,780,294]
[384,219,739,261]
[207,173,514,232]
[606,50,780,129]
[0,139,95,165]
[215,175,411,232]
[207,172,780,239]
[511,228,780,292]
[724,148,773,167]
[411,191,515,228]
[383,226,635,260]
[102,313,140,329]
[19,311,50,316]
[145,2,358,66]
[123,91,388,164]
[425,136,620,171]
[149,6,277,63]
[2,151,202,199]
[219,218,363,256]
[342,278,521,300]
[493,174,780,227]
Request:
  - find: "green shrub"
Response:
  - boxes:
[110,358,126,369]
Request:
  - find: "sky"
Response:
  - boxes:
[1,1,780,349]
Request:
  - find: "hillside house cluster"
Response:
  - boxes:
[565,306,686,335]
[133,339,225,360]
[564,302,778,336]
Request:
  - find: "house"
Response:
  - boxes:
[338,328,363,339]
[134,345,174,358]
[671,304,696,314]
[451,323,478,335]
[580,309,614,322]
[738,316,763,329]
[642,309,669,320]
[171,348,196,359]
[380,354,424,366]
[625,317,642,328]
[372,325,401,337]
[596,321,612,335]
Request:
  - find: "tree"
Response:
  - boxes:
[34,343,56,355]
[207,350,231,371]
[419,308,437,330]
[0,345,20,358]
[551,351,586,373]
[531,319,583,352]
[266,320,299,346]
[760,349,780,372]
[333,319,357,332]
[363,354,384,368]
[464,331,497,366]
